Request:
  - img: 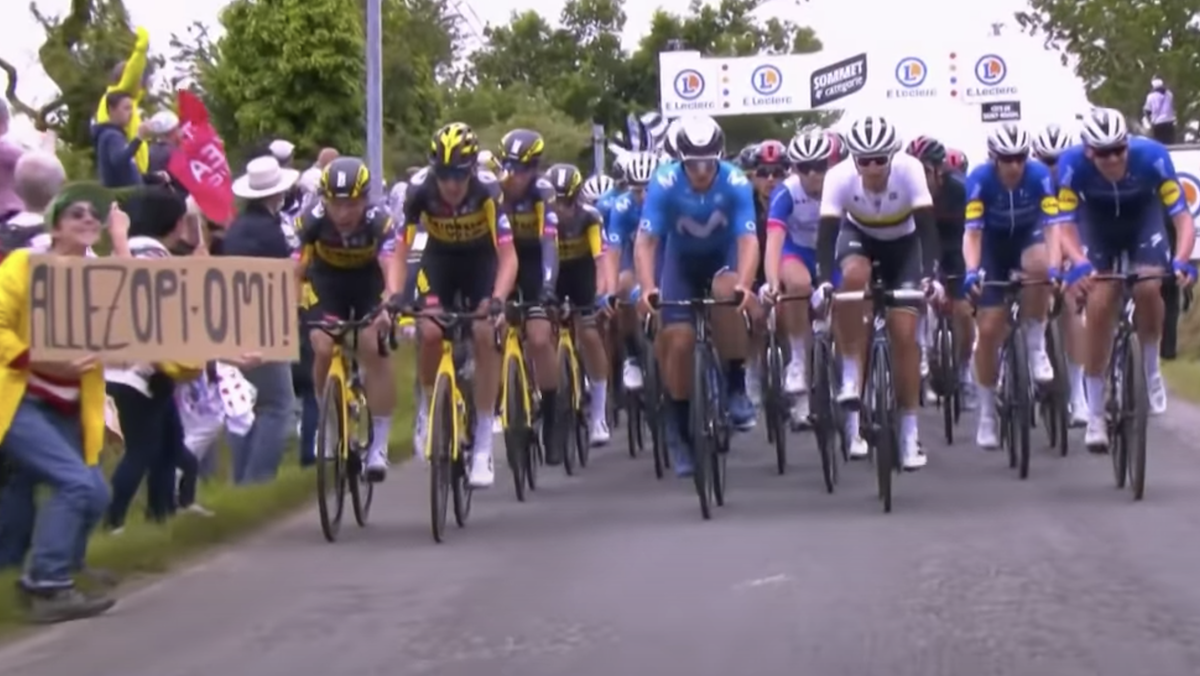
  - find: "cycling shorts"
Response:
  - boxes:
[557,258,597,316]
[304,264,383,324]
[1076,203,1171,272]
[977,226,1045,307]
[419,247,496,309]
[660,243,737,325]
[834,223,922,304]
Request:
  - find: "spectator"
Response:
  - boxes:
[145,110,180,187]
[223,157,300,483]
[104,187,208,531]
[0,101,24,221]
[1143,77,1176,145]
[1,152,66,254]
[0,186,127,623]
[297,147,340,212]
[92,92,148,188]
[94,26,152,175]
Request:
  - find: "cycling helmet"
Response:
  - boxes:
[499,129,544,166]
[827,130,849,164]
[545,163,584,201]
[1032,124,1074,159]
[787,130,833,164]
[845,116,899,157]
[321,156,370,199]
[736,144,758,169]
[477,149,498,172]
[753,140,788,167]
[945,148,969,174]
[986,123,1032,157]
[662,119,682,159]
[674,115,725,161]
[581,174,614,203]
[430,122,479,170]
[1080,107,1129,149]
[906,135,947,165]
[624,152,659,185]
[611,154,629,182]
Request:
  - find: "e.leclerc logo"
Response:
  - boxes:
[1178,172,1200,217]
[966,54,1017,98]
[667,69,715,112]
[887,56,935,99]
[744,64,792,109]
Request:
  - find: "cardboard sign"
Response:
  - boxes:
[27,255,297,363]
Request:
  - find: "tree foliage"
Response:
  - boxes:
[1014,0,1200,133]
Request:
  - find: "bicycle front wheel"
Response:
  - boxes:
[316,377,347,542]
[645,351,668,479]
[935,323,956,445]
[429,373,454,543]
[1044,319,1071,456]
[558,344,579,476]
[1122,334,1149,500]
[502,351,530,502]
[810,332,837,493]
[765,341,788,475]
[690,345,716,520]
[1008,330,1033,480]
[867,341,895,513]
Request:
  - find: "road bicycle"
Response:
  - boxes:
[828,268,927,514]
[637,305,670,479]
[808,313,846,493]
[928,274,963,445]
[651,292,745,520]
[1039,289,1071,457]
[552,297,591,475]
[499,301,540,502]
[760,293,814,480]
[308,307,396,543]
[610,298,653,466]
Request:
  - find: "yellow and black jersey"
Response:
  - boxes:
[296,203,398,270]
[500,175,558,247]
[402,167,512,250]
[556,204,604,262]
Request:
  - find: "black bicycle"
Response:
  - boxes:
[808,313,846,491]
[762,293,819,481]
[609,298,648,462]
[829,272,927,514]
[1039,290,1071,457]
[929,274,963,445]
[650,292,744,520]
[640,309,670,480]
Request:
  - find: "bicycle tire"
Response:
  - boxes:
[935,324,956,445]
[810,333,836,493]
[347,391,374,527]
[707,350,729,507]
[558,344,578,476]
[867,340,895,513]
[1008,329,1033,480]
[316,377,347,543]
[429,373,453,543]
[1044,319,1071,456]
[1123,333,1149,499]
[645,351,667,479]
[452,391,474,528]
[626,394,641,457]
[765,341,787,475]
[503,354,529,502]
[690,344,714,520]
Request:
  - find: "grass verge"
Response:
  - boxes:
[0,347,417,636]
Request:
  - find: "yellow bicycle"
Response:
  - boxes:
[499,301,539,502]
[308,306,395,543]
[552,297,590,474]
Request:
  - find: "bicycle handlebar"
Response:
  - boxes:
[305,304,395,356]
[649,289,746,310]
[830,288,926,303]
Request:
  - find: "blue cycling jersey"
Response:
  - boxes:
[596,188,620,227]
[639,161,757,255]
[964,159,1060,233]
[1057,136,1187,220]
[606,190,642,249]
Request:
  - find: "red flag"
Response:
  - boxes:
[168,90,236,226]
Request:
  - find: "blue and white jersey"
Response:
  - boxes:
[639,160,757,255]
[1056,136,1187,220]
[964,159,1060,234]
[596,187,621,227]
[766,175,821,248]
[606,190,642,249]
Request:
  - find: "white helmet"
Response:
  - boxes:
[986,123,1032,157]
[1032,124,1074,159]
[477,149,496,170]
[1080,107,1128,149]
[674,115,725,160]
[581,174,615,203]
[787,130,833,164]
[845,116,899,157]
[624,152,659,184]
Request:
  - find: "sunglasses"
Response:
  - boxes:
[63,205,100,220]
[1093,145,1127,159]
[855,155,890,167]
[755,167,787,179]
[434,167,471,182]
[683,159,719,173]
[502,160,536,173]
[793,161,827,175]
[1038,156,1057,167]
[995,153,1028,164]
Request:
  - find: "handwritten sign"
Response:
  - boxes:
[27,255,297,363]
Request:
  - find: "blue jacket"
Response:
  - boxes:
[92,122,144,188]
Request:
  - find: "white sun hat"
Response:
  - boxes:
[232,156,300,199]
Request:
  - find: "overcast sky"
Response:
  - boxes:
[1,0,1100,159]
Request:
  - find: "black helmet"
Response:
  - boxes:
[736,143,759,169]
[906,135,947,165]
[545,163,584,201]
[498,129,545,166]
[429,122,480,170]
[320,157,370,199]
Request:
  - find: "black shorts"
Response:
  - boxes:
[834,222,922,292]
[420,247,497,309]
[939,240,967,300]
[515,246,543,302]
[556,258,597,314]
[305,265,384,322]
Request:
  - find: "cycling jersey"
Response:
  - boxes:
[295,202,398,270]
[766,175,821,277]
[819,154,933,240]
[934,171,967,242]
[640,161,757,324]
[606,191,641,248]
[401,167,512,251]
[557,204,604,262]
[964,159,1060,233]
[596,187,621,227]
[502,174,559,247]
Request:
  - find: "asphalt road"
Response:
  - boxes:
[5,398,1200,676]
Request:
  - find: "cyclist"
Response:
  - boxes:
[762,129,829,425]
[946,148,969,176]
[605,152,661,392]
[1056,108,1196,449]
[496,129,566,464]
[816,115,941,470]
[907,135,976,409]
[962,123,1060,449]
[1033,123,1088,426]
[582,174,615,209]
[404,122,518,487]
[745,140,789,402]
[296,156,407,482]
[735,143,759,173]
[545,163,613,444]
[635,115,759,476]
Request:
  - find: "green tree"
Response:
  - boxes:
[195,0,367,162]
[1014,0,1199,134]
[444,83,594,166]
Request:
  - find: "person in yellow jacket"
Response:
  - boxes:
[0,186,123,623]
[93,26,152,175]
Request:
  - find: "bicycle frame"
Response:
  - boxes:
[556,300,585,411]
[499,320,532,431]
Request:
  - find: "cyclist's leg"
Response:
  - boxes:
[345,269,396,478]
[1060,255,1089,424]
[974,232,1019,449]
[616,244,643,389]
[780,242,815,396]
[878,234,924,467]
[468,251,502,486]
[833,223,871,404]
[1018,227,1054,384]
[1129,203,1172,413]
[516,247,560,461]
[659,242,700,475]
[563,259,610,442]
[304,274,345,398]
[711,248,757,430]
[1077,209,1124,445]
